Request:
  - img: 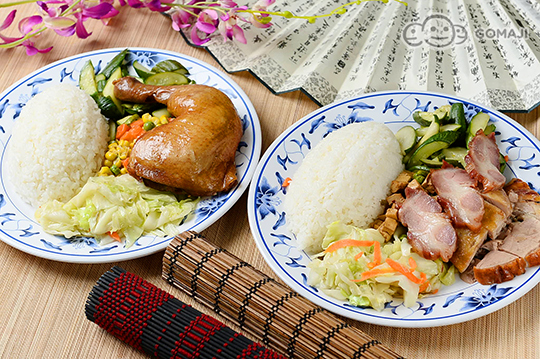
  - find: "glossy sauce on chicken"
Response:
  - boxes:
[114,78,243,196]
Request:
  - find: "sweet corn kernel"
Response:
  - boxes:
[120,168,128,174]
[104,160,113,167]
[142,113,151,121]
[114,159,122,168]
[119,153,127,160]
[105,151,117,161]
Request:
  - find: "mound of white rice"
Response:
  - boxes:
[285,122,404,253]
[7,84,109,207]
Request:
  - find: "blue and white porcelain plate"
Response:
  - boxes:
[0,48,261,263]
[247,91,540,327]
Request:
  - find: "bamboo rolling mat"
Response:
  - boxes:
[162,231,404,359]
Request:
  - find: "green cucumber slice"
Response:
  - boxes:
[79,60,97,96]
[434,105,451,123]
[442,147,468,168]
[395,126,417,154]
[407,131,460,168]
[133,61,156,80]
[152,59,189,75]
[102,67,124,118]
[466,112,491,146]
[100,48,128,79]
[440,124,462,132]
[145,72,190,86]
[413,111,437,127]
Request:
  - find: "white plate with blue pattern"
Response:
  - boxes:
[247,91,540,327]
[0,48,261,263]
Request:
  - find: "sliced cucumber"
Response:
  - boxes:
[395,126,417,155]
[133,60,156,80]
[102,67,124,118]
[152,59,189,75]
[122,102,156,115]
[96,73,107,92]
[440,124,461,132]
[109,121,117,141]
[442,147,468,168]
[79,60,97,96]
[407,131,460,168]
[421,158,444,167]
[409,165,432,172]
[100,48,129,79]
[413,111,437,127]
[117,114,140,125]
[145,72,190,86]
[434,105,451,123]
[91,93,123,119]
[415,126,429,137]
[449,102,467,141]
[466,112,491,146]
[484,123,496,136]
[152,107,171,119]
[417,120,440,147]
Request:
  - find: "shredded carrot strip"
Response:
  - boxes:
[108,231,121,242]
[431,289,438,294]
[324,239,375,253]
[282,177,292,187]
[408,257,417,271]
[354,251,364,261]
[418,273,429,292]
[352,267,395,282]
[385,258,423,284]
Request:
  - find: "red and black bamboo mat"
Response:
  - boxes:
[86,266,286,359]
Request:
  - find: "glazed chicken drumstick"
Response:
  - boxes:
[113,77,243,197]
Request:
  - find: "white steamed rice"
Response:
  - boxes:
[285,122,404,253]
[7,83,109,207]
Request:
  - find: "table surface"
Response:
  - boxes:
[0,5,538,359]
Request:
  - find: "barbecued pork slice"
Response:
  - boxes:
[499,216,540,267]
[450,201,507,273]
[473,250,526,285]
[504,178,540,202]
[431,165,484,231]
[398,183,457,261]
[482,189,513,218]
[465,130,506,193]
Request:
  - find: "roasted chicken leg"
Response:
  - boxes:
[113,78,243,196]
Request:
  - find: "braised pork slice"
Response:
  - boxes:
[431,165,484,231]
[482,189,513,218]
[398,183,457,261]
[499,217,540,267]
[465,130,506,193]
[450,201,506,273]
[473,250,526,285]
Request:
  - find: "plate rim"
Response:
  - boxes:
[247,89,540,327]
[0,47,261,263]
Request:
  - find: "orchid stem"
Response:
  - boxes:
[0,0,38,7]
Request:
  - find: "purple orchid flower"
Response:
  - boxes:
[217,14,246,44]
[21,39,53,56]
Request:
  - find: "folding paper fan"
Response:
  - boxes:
[176,0,540,112]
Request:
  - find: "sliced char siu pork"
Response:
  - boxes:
[465,130,506,193]
[398,181,457,262]
[430,163,484,231]
[499,216,540,267]
[473,250,526,285]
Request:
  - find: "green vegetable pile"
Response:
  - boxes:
[79,48,194,122]
[396,103,505,184]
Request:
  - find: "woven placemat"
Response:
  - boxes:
[86,266,286,359]
[162,231,404,359]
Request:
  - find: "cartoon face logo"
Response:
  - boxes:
[402,14,468,48]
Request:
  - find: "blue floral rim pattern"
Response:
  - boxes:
[0,48,261,263]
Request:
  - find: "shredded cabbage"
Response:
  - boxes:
[35,174,198,248]
[307,221,456,311]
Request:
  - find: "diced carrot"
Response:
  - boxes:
[282,177,292,187]
[108,231,121,242]
[408,257,417,271]
[504,155,509,162]
[324,239,375,253]
[116,124,129,139]
[130,119,144,128]
[385,258,423,284]
[352,267,395,282]
[121,126,145,141]
[354,251,364,261]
